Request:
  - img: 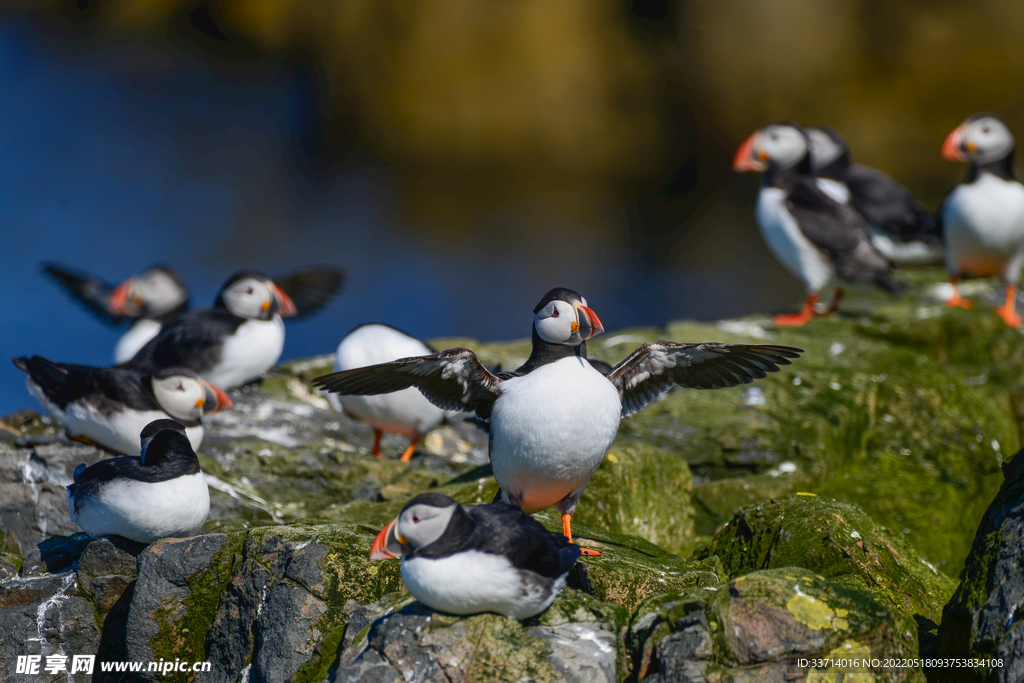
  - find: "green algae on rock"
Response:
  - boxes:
[695,494,956,625]
[628,568,924,682]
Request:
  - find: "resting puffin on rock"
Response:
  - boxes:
[124,271,298,389]
[734,121,906,326]
[66,419,210,544]
[314,287,801,555]
[369,492,580,619]
[807,127,943,266]
[940,114,1024,327]
[332,324,446,462]
[13,356,231,455]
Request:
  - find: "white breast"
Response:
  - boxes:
[334,325,445,438]
[206,317,286,389]
[26,378,204,455]
[943,174,1024,281]
[114,319,164,364]
[401,551,564,620]
[489,357,621,514]
[756,187,835,293]
[70,471,210,543]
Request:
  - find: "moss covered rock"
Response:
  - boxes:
[695,494,956,624]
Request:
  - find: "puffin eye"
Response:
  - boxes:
[411,515,420,523]
[246,287,254,295]
[551,308,560,318]
[176,383,184,391]
[770,133,778,141]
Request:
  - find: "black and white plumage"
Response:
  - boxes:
[940,114,1024,328]
[807,127,943,266]
[66,419,210,544]
[314,287,801,553]
[13,356,232,455]
[43,263,345,363]
[369,492,580,620]
[734,122,906,326]
[124,271,298,389]
[332,324,446,462]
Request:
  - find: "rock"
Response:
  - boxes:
[935,447,1024,683]
[629,568,922,682]
[695,494,956,625]
[332,590,628,683]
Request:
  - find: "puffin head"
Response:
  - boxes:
[109,266,189,318]
[943,114,1015,165]
[532,287,604,347]
[150,367,233,423]
[806,127,850,174]
[733,121,810,174]
[138,418,191,463]
[215,271,297,321]
[369,493,472,560]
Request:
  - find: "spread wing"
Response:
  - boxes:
[41,263,126,326]
[312,348,503,419]
[606,342,802,417]
[274,267,345,319]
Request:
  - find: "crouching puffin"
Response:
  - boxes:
[332,324,446,461]
[67,419,211,544]
[13,356,232,455]
[369,493,580,620]
[807,127,943,266]
[314,287,801,555]
[940,114,1024,327]
[124,271,299,389]
[734,122,906,326]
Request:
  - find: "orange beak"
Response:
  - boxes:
[575,304,604,340]
[200,379,233,413]
[733,131,767,172]
[369,519,410,560]
[273,284,298,318]
[109,278,134,315]
[942,125,966,162]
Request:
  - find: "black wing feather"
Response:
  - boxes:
[123,308,243,374]
[14,356,156,411]
[843,165,941,243]
[274,267,345,319]
[607,342,802,417]
[41,263,126,326]
[466,504,580,578]
[313,348,503,418]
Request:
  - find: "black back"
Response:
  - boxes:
[13,356,160,414]
[67,428,201,511]
[410,496,581,579]
[123,307,244,375]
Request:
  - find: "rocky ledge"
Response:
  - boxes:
[1,276,1022,682]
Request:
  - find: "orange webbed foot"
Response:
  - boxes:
[577,547,603,557]
[772,311,815,326]
[996,305,1022,328]
[945,295,973,310]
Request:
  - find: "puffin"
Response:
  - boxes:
[806,127,943,266]
[13,356,232,455]
[314,287,801,555]
[124,271,299,389]
[332,324,446,462]
[734,121,906,326]
[369,492,580,620]
[940,114,1024,327]
[66,419,211,544]
[42,262,345,363]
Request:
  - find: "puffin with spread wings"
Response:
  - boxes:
[314,287,801,555]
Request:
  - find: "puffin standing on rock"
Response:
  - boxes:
[332,324,446,462]
[124,271,298,389]
[806,127,943,266]
[13,356,232,455]
[940,114,1024,327]
[369,493,581,619]
[734,122,906,326]
[315,287,801,555]
[66,419,211,544]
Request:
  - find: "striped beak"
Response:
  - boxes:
[109,278,136,316]
[942,125,966,161]
[369,519,411,560]
[200,380,233,413]
[734,131,768,172]
[273,284,298,318]
[574,303,604,340]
